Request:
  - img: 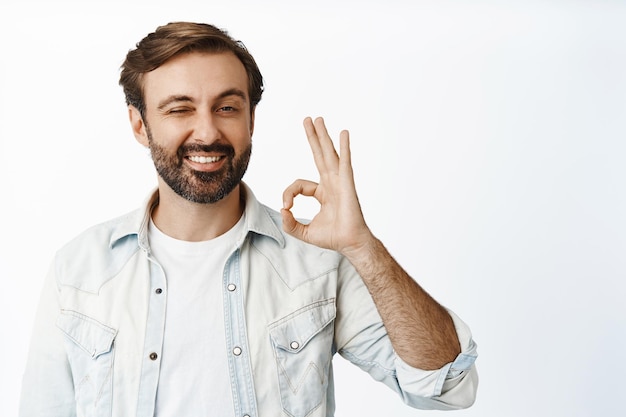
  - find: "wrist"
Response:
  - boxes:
[340,231,382,267]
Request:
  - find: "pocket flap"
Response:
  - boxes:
[269,299,336,353]
[56,310,117,358]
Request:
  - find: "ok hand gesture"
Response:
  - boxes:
[281,117,374,258]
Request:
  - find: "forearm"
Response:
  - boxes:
[343,235,461,370]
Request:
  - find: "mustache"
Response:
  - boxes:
[177,143,235,158]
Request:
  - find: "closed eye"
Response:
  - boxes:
[169,108,191,113]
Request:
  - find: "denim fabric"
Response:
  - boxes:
[20,183,478,417]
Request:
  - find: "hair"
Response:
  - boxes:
[119,22,264,117]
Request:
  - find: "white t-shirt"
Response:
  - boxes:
[148,214,246,417]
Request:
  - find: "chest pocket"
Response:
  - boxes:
[56,310,116,417]
[269,299,336,417]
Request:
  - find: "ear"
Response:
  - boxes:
[128,105,149,147]
[249,107,256,136]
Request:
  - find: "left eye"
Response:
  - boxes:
[219,106,235,112]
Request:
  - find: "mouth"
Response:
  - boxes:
[184,153,227,172]
[187,155,224,164]
[179,142,234,172]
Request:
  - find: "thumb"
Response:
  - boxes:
[281,208,307,241]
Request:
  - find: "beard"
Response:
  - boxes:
[146,127,252,204]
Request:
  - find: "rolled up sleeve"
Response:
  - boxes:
[394,310,478,409]
[336,258,479,411]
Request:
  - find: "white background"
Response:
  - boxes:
[1,0,625,416]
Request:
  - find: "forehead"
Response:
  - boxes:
[142,51,249,104]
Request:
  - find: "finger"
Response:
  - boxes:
[312,117,340,167]
[303,117,327,173]
[282,179,319,209]
[338,129,357,188]
[339,129,352,172]
[280,208,308,241]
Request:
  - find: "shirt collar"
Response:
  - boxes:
[108,182,286,250]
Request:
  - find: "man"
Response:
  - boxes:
[20,22,478,417]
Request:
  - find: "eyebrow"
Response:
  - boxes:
[218,88,248,102]
[157,95,193,111]
[156,89,248,111]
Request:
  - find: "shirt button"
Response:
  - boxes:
[290,341,300,350]
[155,288,163,294]
[233,346,242,356]
[149,352,158,360]
[227,283,237,292]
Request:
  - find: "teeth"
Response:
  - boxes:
[189,155,221,163]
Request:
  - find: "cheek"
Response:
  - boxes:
[154,124,190,149]
[226,122,252,145]
[234,136,252,154]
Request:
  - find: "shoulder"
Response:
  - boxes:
[54,209,143,292]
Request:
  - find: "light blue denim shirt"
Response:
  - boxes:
[20,183,478,417]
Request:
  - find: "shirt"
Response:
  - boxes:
[19,183,479,417]
[148,215,246,417]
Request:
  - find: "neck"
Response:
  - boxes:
[151,181,244,242]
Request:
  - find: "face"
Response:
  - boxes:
[130,52,255,204]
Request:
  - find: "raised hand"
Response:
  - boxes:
[281,117,374,257]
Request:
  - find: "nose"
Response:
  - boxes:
[192,111,221,144]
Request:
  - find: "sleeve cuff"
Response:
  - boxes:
[395,309,478,398]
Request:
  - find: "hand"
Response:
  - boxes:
[281,117,373,256]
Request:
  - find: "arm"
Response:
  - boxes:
[281,117,459,370]
[20,262,76,417]
[342,235,460,369]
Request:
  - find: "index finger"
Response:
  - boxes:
[303,117,339,173]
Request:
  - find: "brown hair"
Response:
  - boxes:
[119,22,264,117]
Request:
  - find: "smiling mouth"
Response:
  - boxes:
[187,155,224,163]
